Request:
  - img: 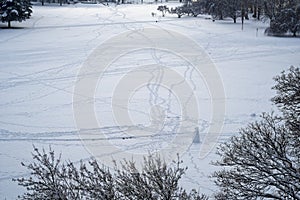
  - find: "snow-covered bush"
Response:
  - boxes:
[213,66,300,199]
[14,147,208,199]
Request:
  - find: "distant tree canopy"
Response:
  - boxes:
[38,0,69,6]
[0,0,32,28]
[167,0,300,36]
[213,66,300,199]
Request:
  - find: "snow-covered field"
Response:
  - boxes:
[0,3,299,198]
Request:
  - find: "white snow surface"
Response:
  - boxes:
[0,3,300,199]
[1,12,8,18]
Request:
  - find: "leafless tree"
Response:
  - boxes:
[14,147,208,200]
[213,66,300,199]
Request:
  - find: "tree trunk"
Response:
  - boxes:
[241,9,244,30]
[42,0,44,5]
[233,16,236,23]
[8,20,11,28]
[253,4,257,18]
[257,6,261,20]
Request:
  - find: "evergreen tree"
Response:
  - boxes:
[0,0,32,28]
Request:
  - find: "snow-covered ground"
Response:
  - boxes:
[0,3,299,198]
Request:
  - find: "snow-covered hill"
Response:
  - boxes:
[0,3,299,198]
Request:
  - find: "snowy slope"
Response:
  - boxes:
[0,3,300,199]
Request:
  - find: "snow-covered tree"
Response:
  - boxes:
[250,0,263,19]
[14,147,208,199]
[209,0,228,20]
[0,0,32,28]
[269,5,300,36]
[263,0,298,20]
[213,66,300,199]
[209,0,242,23]
[258,0,300,36]
[227,0,243,23]
[272,66,300,156]
[114,155,207,199]
[157,5,169,17]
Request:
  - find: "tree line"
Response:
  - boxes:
[2,0,299,34]
[160,0,300,36]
